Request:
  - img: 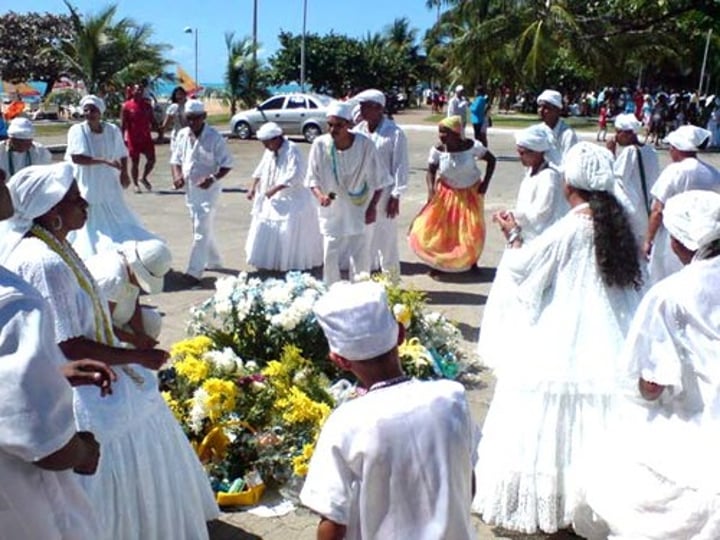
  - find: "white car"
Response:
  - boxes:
[229,93,332,142]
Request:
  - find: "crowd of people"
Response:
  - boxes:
[0,79,719,540]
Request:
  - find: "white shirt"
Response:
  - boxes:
[651,157,720,204]
[170,124,233,186]
[0,267,99,540]
[613,143,660,243]
[300,379,478,540]
[354,118,408,198]
[428,140,488,189]
[0,141,52,176]
[305,133,383,236]
[447,96,469,125]
[85,251,139,327]
[541,120,578,168]
[513,163,568,242]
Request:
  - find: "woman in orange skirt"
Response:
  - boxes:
[409,115,496,272]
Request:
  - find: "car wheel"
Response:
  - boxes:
[234,121,251,140]
[303,123,321,143]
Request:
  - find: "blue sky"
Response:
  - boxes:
[26,0,440,84]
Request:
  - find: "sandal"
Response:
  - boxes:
[141,179,152,191]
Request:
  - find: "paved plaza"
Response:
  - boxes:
[39,109,716,539]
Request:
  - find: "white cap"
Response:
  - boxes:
[455,84,464,93]
[613,113,642,133]
[120,239,172,294]
[514,125,551,152]
[354,89,386,107]
[537,89,563,109]
[184,99,205,115]
[79,94,106,115]
[664,190,720,251]
[313,281,399,362]
[564,141,615,193]
[326,100,353,121]
[256,122,283,141]
[664,125,712,152]
[7,117,34,139]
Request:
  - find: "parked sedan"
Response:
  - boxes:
[229,93,332,142]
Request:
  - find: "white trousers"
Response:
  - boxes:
[366,214,400,276]
[323,234,368,285]
[185,183,222,278]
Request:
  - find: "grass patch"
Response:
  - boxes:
[207,113,231,126]
[34,122,75,137]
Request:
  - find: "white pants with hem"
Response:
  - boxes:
[323,234,368,285]
[185,183,223,278]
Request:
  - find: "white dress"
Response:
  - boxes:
[245,139,322,271]
[65,122,158,259]
[0,267,100,540]
[513,163,568,243]
[648,157,720,284]
[7,237,218,540]
[473,206,641,533]
[575,255,720,540]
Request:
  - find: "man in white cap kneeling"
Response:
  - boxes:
[353,89,408,277]
[300,281,479,540]
[0,117,52,178]
[171,99,233,287]
[535,89,578,167]
[644,124,720,284]
[305,101,384,284]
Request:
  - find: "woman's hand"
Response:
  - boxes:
[73,431,101,475]
[62,360,117,397]
[137,348,170,370]
[493,211,519,239]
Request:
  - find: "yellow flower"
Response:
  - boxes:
[174,356,211,384]
[171,335,214,360]
[276,387,331,425]
[399,337,433,368]
[161,391,184,422]
[292,455,309,477]
[200,378,238,422]
[392,303,412,327]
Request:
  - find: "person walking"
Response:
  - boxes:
[171,99,233,287]
[121,83,156,193]
[470,85,490,148]
[447,85,469,132]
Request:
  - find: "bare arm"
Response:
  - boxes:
[639,378,664,401]
[35,431,99,475]
[316,517,346,540]
[59,337,168,370]
[478,150,497,194]
[426,162,438,202]
[644,199,664,258]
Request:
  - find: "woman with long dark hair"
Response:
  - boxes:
[473,142,643,534]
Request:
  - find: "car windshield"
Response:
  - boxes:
[311,95,332,106]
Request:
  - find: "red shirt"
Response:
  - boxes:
[121,98,154,145]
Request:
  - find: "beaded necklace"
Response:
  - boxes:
[368,375,411,392]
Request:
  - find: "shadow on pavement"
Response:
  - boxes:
[424,290,488,307]
[163,269,216,292]
[456,321,481,343]
[208,519,262,540]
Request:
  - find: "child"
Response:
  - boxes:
[597,101,609,141]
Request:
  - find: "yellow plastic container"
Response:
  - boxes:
[216,483,265,507]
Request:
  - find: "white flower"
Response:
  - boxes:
[245,360,259,371]
[262,283,293,307]
[205,347,242,373]
[189,388,210,434]
[352,272,371,283]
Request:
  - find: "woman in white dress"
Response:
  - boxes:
[65,95,158,259]
[245,122,322,271]
[472,142,643,534]
[575,190,720,540]
[0,163,218,540]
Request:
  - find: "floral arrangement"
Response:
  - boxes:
[160,271,467,496]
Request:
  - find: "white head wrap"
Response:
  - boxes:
[325,100,353,122]
[184,99,205,115]
[119,239,172,294]
[7,117,34,140]
[537,89,563,109]
[0,163,75,264]
[313,281,399,362]
[663,190,720,252]
[514,125,551,152]
[354,89,386,107]
[613,113,642,133]
[79,95,106,115]
[563,141,615,192]
[455,85,464,93]
[664,125,712,152]
[256,122,283,141]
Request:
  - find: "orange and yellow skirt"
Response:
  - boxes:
[408,182,486,272]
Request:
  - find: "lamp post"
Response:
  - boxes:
[183,26,199,91]
[300,0,308,92]
[252,0,258,65]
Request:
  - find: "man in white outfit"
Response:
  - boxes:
[447,85,469,131]
[0,117,52,177]
[535,89,578,167]
[171,99,232,287]
[353,89,408,277]
[305,101,384,284]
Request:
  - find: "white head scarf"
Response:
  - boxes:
[563,141,615,192]
[7,117,34,139]
[184,99,205,115]
[354,89,386,107]
[664,125,712,152]
[614,113,642,133]
[664,190,720,252]
[0,163,75,264]
[256,122,283,141]
[537,89,563,109]
[514,125,551,152]
[326,101,353,121]
[79,95,106,115]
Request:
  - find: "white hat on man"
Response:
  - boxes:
[120,239,173,295]
[537,89,563,109]
[7,117,34,139]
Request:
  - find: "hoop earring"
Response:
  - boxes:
[50,215,63,232]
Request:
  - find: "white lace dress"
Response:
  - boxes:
[472,206,641,533]
[7,237,218,540]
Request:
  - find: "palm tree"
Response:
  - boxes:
[217,32,268,115]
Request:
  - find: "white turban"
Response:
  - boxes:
[256,122,283,141]
[455,85,464,93]
[79,95,106,115]
[7,117,34,139]
[313,281,399,362]
[326,100,353,122]
[563,141,615,192]
[184,99,205,115]
[0,163,75,264]
[537,89,563,109]
[514,125,551,152]
[614,113,642,133]
[664,125,712,152]
[663,190,720,251]
[354,89,386,107]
